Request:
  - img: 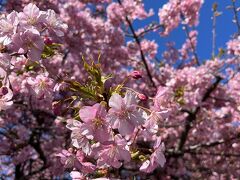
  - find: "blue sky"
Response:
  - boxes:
[133,0,238,61]
[0,0,237,62]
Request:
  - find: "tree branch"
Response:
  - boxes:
[117,0,156,89]
[232,0,240,35]
[176,76,222,151]
[185,132,240,152]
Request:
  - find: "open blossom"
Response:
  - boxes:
[27,74,54,99]
[107,0,153,26]
[0,68,13,110]
[144,110,170,134]
[141,40,158,59]
[70,171,84,180]
[66,119,92,155]
[179,30,198,60]
[45,10,67,36]
[121,0,154,20]
[107,91,146,136]
[158,0,203,36]
[0,11,19,45]
[79,103,111,143]
[227,36,240,56]
[18,3,46,29]
[0,86,13,111]
[56,149,95,173]
[107,3,124,26]
[97,134,131,168]
[0,53,12,70]
[140,137,166,173]
[11,29,44,61]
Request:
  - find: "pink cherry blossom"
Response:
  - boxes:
[18,3,46,29]
[0,86,13,111]
[227,36,240,56]
[158,0,203,36]
[56,149,95,173]
[97,134,131,168]
[0,11,19,45]
[70,171,84,180]
[107,91,146,136]
[140,137,166,173]
[130,70,142,79]
[0,1,240,179]
[66,119,92,155]
[45,9,68,36]
[79,103,111,143]
[11,30,44,61]
[27,74,54,99]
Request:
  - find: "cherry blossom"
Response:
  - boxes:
[0,11,18,45]
[107,91,146,136]
[79,103,111,143]
[0,1,239,179]
[10,30,44,61]
[96,134,131,168]
[18,3,46,29]
[140,137,166,173]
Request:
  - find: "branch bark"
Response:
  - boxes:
[117,0,156,89]
[176,76,222,152]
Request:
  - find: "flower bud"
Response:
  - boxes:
[138,93,148,101]
[52,101,61,116]
[0,87,8,95]
[44,36,53,45]
[131,70,142,79]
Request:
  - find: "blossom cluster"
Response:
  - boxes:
[158,0,203,36]
[58,90,166,177]
[0,0,240,179]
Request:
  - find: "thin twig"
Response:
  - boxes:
[137,24,163,38]
[232,0,240,35]
[187,151,240,158]
[117,0,156,89]
[182,24,200,66]
[185,133,240,151]
[212,3,217,58]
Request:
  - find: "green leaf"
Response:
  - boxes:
[41,43,61,59]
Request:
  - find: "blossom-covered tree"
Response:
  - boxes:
[0,0,240,179]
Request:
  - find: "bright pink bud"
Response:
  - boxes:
[138,93,148,101]
[44,36,53,45]
[52,101,61,116]
[0,87,8,96]
[131,70,142,79]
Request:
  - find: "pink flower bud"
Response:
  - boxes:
[138,93,148,101]
[44,36,53,45]
[52,101,61,116]
[0,87,8,95]
[131,70,142,79]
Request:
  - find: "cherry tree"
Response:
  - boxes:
[0,0,240,179]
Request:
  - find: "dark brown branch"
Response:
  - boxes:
[167,133,240,158]
[117,0,156,89]
[176,76,222,151]
[185,132,240,152]
[188,151,240,158]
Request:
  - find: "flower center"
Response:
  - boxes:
[93,118,104,128]
[28,17,37,25]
